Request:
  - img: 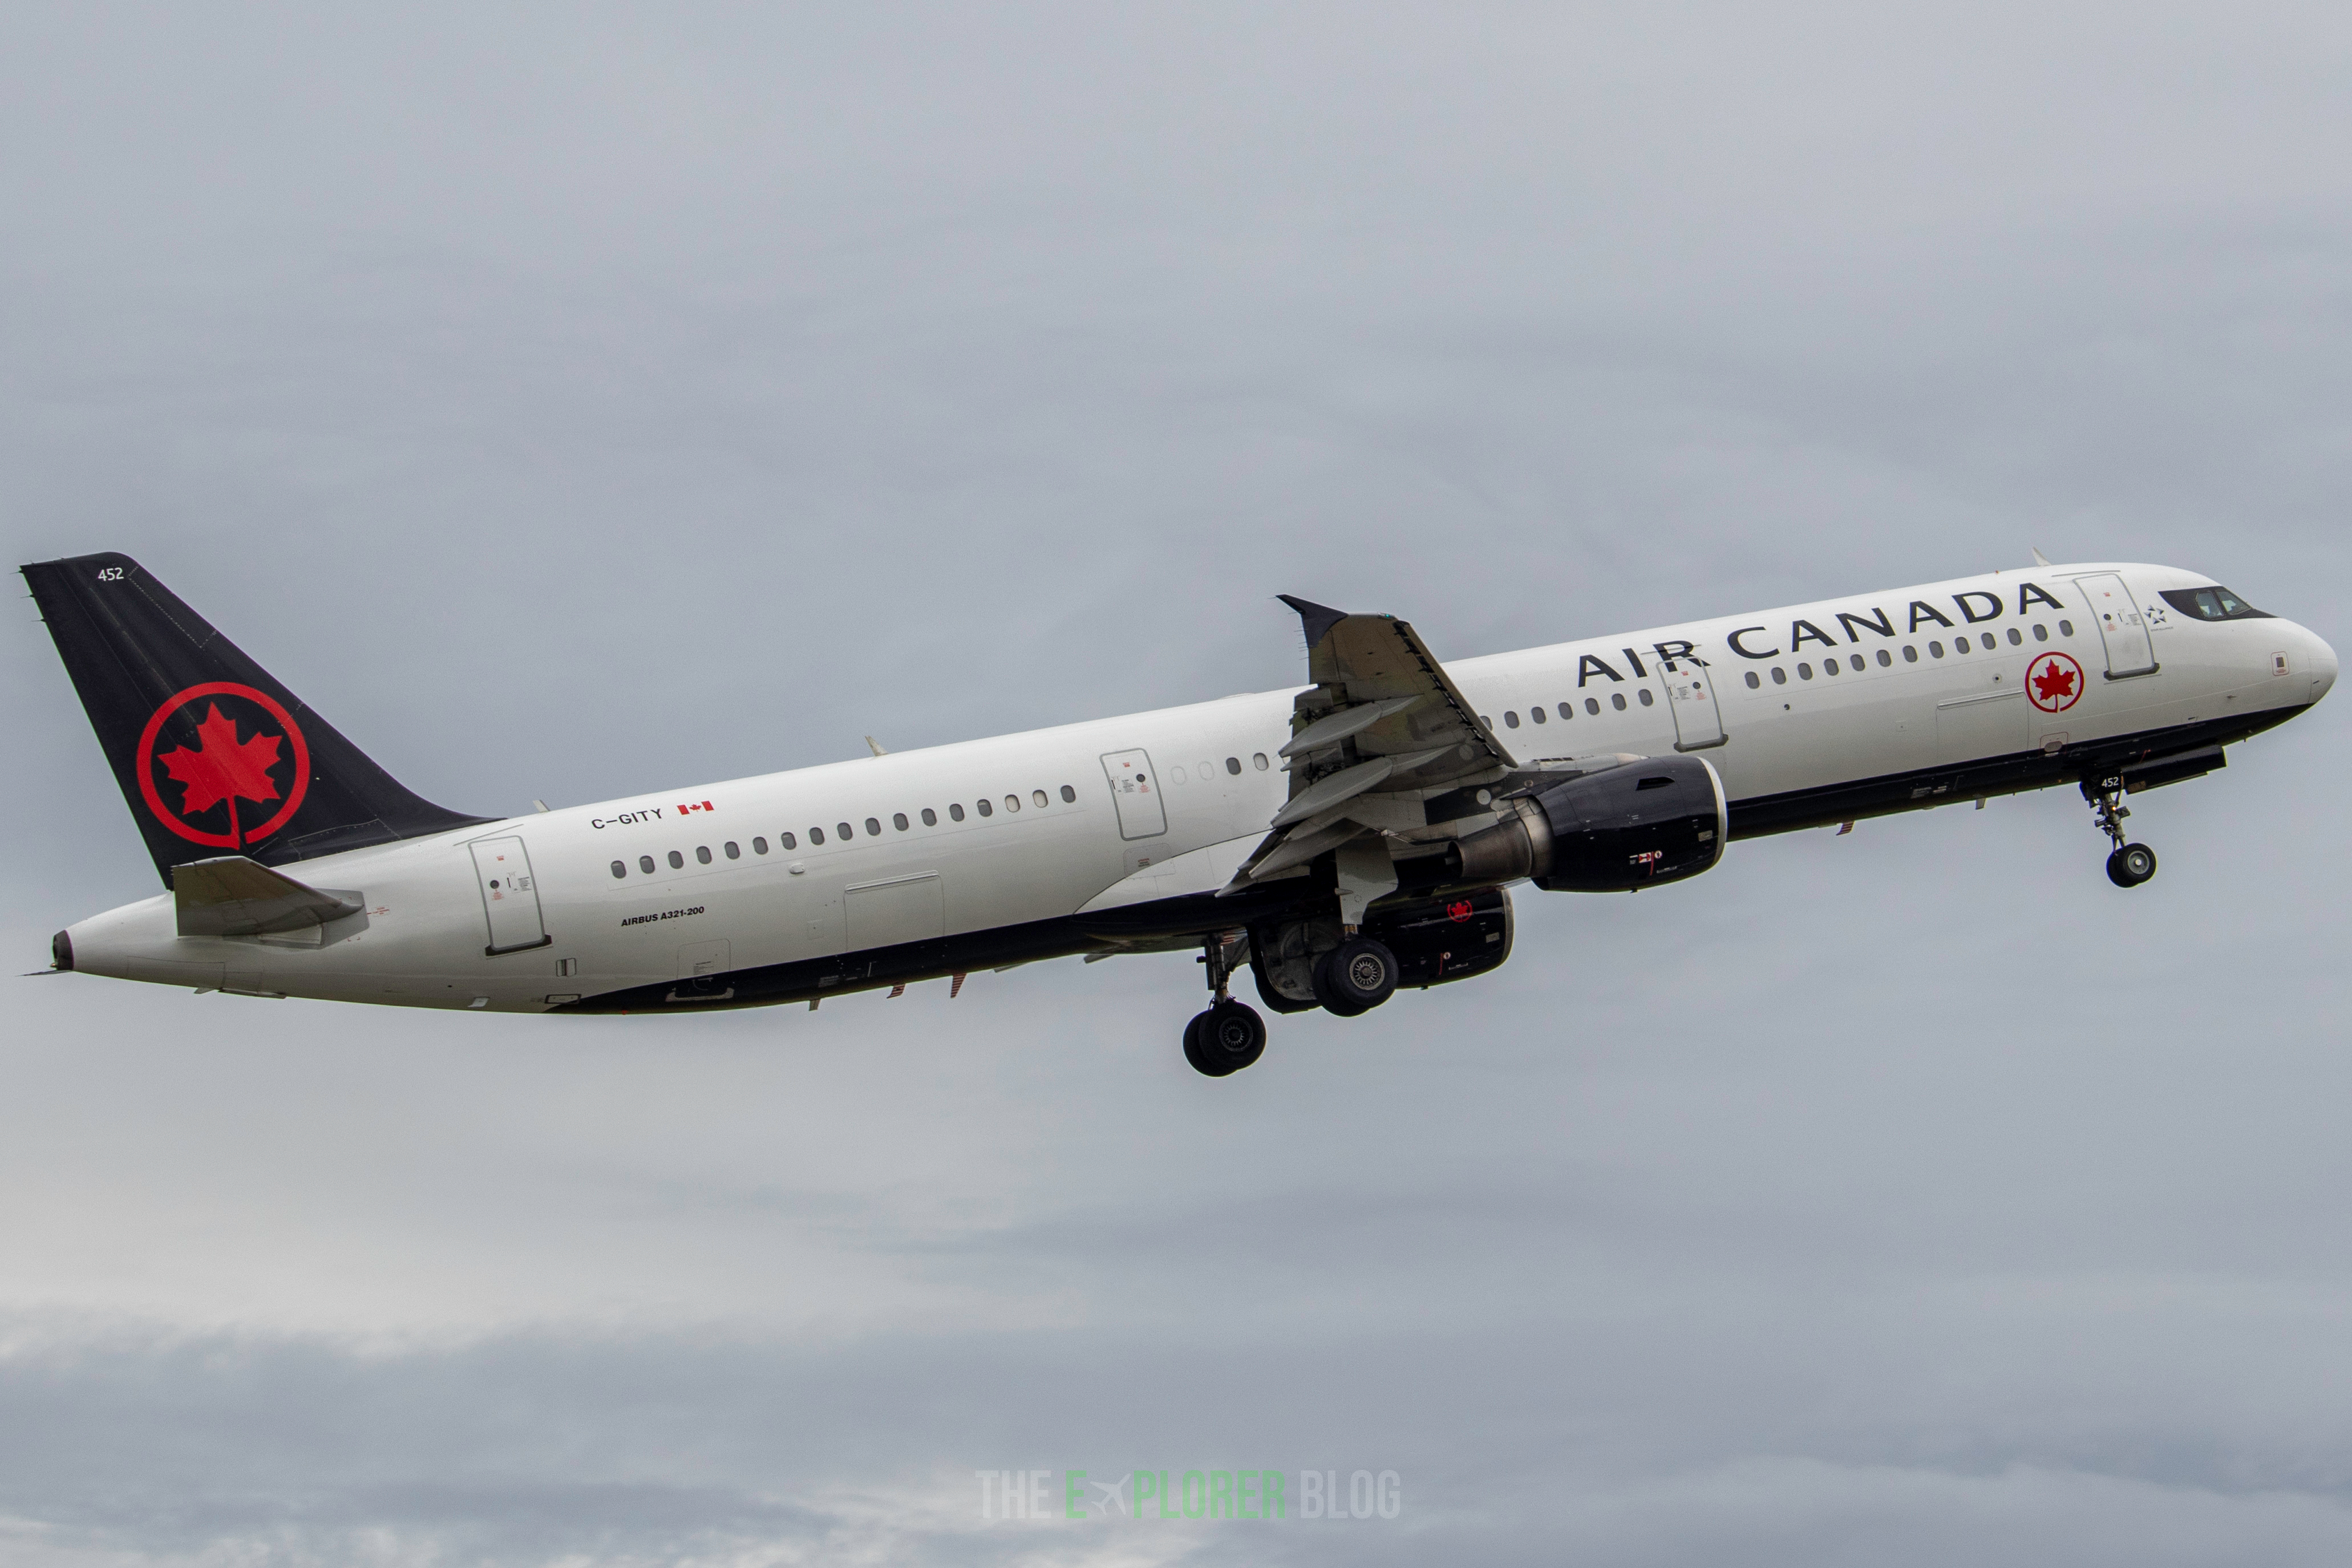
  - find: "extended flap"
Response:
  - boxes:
[173,856,363,938]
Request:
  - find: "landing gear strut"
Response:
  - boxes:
[1185,931,1266,1076]
[2082,773,2158,889]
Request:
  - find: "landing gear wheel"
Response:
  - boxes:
[2106,842,2158,888]
[1184,1000,1266,1076]
[1313,937,1399,1016]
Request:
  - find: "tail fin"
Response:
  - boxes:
[23,551,491,885]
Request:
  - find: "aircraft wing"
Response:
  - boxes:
[1224,595,1519,917]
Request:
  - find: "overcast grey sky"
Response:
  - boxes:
[5,5,2351,1564]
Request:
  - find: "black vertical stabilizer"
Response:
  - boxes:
[23,552,492,885]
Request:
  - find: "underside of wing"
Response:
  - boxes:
[1224,595,1527,922]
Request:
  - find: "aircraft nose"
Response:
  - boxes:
[2305,625,2339,705]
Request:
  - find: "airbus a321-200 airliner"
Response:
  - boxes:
[24,550,2336,1075]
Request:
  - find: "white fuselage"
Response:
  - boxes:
[62,562,2337,1011]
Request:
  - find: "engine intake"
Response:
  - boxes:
[1441,755,1727,893]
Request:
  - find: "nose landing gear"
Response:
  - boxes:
[1185,931,1266,1076]
[2083,773,2159,888]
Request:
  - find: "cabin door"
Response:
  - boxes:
[1661,654,1726,751]
[468,836,550,955]
[1098,749,1168,839]
[2074,573,2157,679]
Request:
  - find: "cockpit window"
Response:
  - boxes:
[2160,586,2273,622]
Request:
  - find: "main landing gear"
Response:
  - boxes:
[1186,932,1266,1077]
[1183,929,1405,1076]
[2082,773,2159,889]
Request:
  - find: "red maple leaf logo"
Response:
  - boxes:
[2031,659,2078,704]
[1447,900,1473,922]
[156,702,284,820]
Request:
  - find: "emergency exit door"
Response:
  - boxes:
[2074,572,2158,679]
[1661,656,1726,751]
[1098,749,1167,838]
[468,836,550,955]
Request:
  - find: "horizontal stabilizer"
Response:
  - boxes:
[173,856,363,938]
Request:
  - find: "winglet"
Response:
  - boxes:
[1277,594,1351,651]
[2032,546,2052,568]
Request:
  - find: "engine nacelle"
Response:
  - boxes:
[1444,755,1727,892]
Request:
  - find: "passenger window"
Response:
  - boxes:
[610,860,626,879]
[1902,645,1917,662]
[977,799,993,817]
[724,841,740,859]
[1003,796,1019,813]
[1585,697,1601,715]
[1225,757,1241,775]
[894,812,909,830]
[1745,671,1760,688]
[779,832,797,849]
[1798,663,1813,679]
[1060,784,1076,802]
[1033,790,1049,808]
[1771,667,1787,685]
[1480,717,1492,729]
[1851,654,1866,671]
[1198,760,1213,779]
[1637,688,1654,705]
[1558,703,1574,720]
[809,827,824,844]
[2033,623,2048,641]
[696,845,712,864]
[1875,650,1890,667]
[754,837,769,854]
[1531,705,1547,723]
[2059,619,2074,637]
[1980,633,1996,650]
[1254,753,1269,770]
[2006,627,2022,645]
[1821,659,1838,676]
[865,817,881,835]
[639,855,655,874]
[949,804,965,822]
[1171,765,1188,783]
[1504,711,1520,728]
[921,808,937,826]
[1611,692,1628,710]
[1954,638,1969,654]
[668,850,685,869]
[1929,641,1944,658]
[839,822,855,839]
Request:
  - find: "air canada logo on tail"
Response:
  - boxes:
[133,682,311,848]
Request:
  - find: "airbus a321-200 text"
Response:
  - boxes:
[25,550,2335,1075]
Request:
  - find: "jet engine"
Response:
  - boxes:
[1437,754,1727,893]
